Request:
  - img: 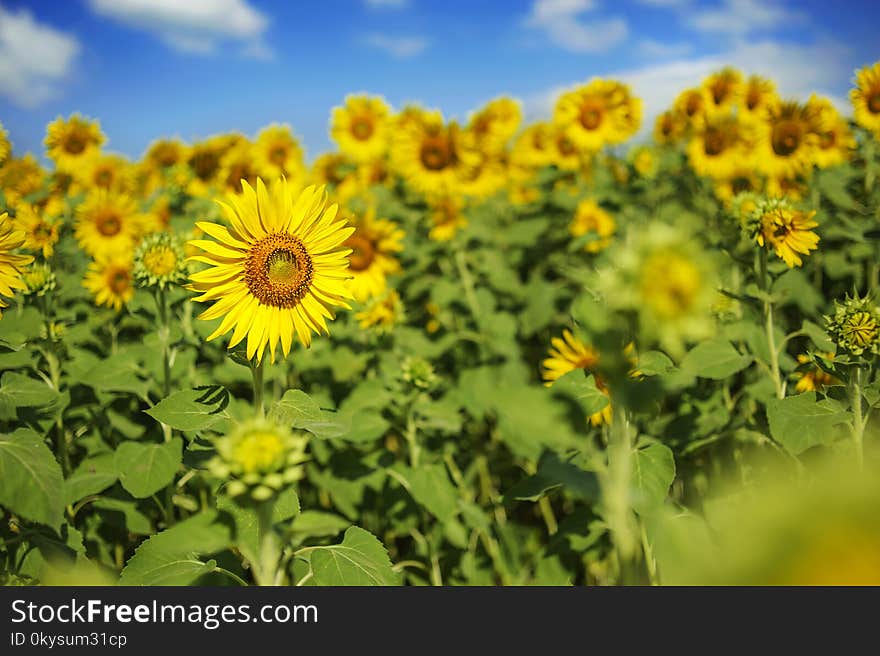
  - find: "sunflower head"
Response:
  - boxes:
[255,123,305,181]
[21,262,56,297]
[133,232,188,289]
[702,67,743,112]
[511,122,554,169]
[188,180,354,363]
[428,194,467,241]
[746,197,819,268]
[807,95,855,168]
[542,329,611,426]
[0,212,34,317]
[467,97,522,153]
[0,121,10,166]
[826,295,880,358]
[75,190,143,258]
[653,110,686,144]
[331,95,391,163]
[343,207,404,302]
[850,61,880,139]
[13,205,61,259]
[356,289,404,334]
[794,352,839,393]
[570,199,615,253]
[401,356,439,391]
[758,100,821,178]
[83,255,135,312]
[740,75,778,122]
[44,114,105,171]
[554,78,641,151]
[209,419,309,502]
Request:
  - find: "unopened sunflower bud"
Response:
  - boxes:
[825,295,880,357]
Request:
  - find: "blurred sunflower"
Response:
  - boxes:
[145,138,188,171]
[765,173,808,201]
[75,190,144,258]
[0,155,45,207]
[391,111,475,196]
[850,61,880,138]
[457,154,507,199]
[714,167,762,204]
[44,114,105,171]
[673,88,707,129]
[331,95,391,163]
[554,79,641,151]
[343,207,404,302]
[570,199,615,253]
[467,97,522,153]
[511,122,554,169]
[807,96,855,169]
[356,289,404,333]
[629,145,658,178]
[218,141,265,194]
[794,353,838,393]
[14,205,60,259]
[756,101,820,178]
[255,124,306,180]
[83,255,134,312]
[0,212,33,319]
[311,152,354,188]
[78,153,131,193]
[428,195,467,241]
[653,110,685,144]
[186,135,230,195]
[549,128,583,171]
[542,329,612,426]
[749,198,819,268]
[739,75,778,124]
[702,67,743,114]
[187,180,354,361]
[687,115,750,180]
[0,121,9,165]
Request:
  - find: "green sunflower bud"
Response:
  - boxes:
[825,295,880,357]
[133,231,187,289]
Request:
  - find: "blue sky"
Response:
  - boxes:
[1,0,878,162]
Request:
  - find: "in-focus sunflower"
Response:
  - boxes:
[467,97,522,153]
[554,78,641,151]
[749,198,819,268]
[570,199,615,253]
[331,95,391,163]
[133,232,188,289]
[825,295,880,357]
[850,61,880,139]
[702,68,743,114]
[687,115,750,180]
[83,255,134,312]
[756,101,819,178]
[807,96,855,169]
[14,205,60,259]
[75,190,144,258]
[44,114,105,171]
[428,195,467,241]
[542,329,612,426]
[255,124,306,180]
[391,111,476,196]
[0,213,34,318]
[188,180,354,362]
[343,207,404,302]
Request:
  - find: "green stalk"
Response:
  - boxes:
[255,500,280,586]
[849,365,865,470]
[759,250,784,399]
[604,405,638,579]
[454,249,481,322]
[251,359,265,418]
[404,401,420,468]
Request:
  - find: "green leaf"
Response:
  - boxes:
[118,510,233,585]
[63,454,117,505]
[637,351,676,376]
[269,390,349,439]
[631,441,676,513]
[766,392,849,455]
[0,372,60,420]
[0,429,64,529]
[114,438,182,498]
[505,451,599,503]
[308,526,397,586]
[145,387,228,432]
[396,463,460,522]
[680,339,752,380]
[552,370,610,415]
[291,511,350,538]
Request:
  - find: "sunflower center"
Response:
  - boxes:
[868,93,880,114]
[579,102,604,130]
[64,133,87,155]
[95,168,113,188]
[144,246,178,276]
[109,269,130,295]
[245,233,313,308]
[345,234,376,271]
[731,176,754,194]
[269,144,288,166]
[746,89,761,110]
[819,130,837,149]
[420,136,453,171]
[557,135,576,156]
[771,121,802,156]
[34,223,53,241]
[232,429,286,474]
[843,311,878,348]
[96,211,122,237]
[703,129,726,156]
[685,95,702,117]
[351,116,374,141]
[711,82,728,105]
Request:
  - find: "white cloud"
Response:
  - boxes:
[638,39,692,59]
[525,39,850,134]
[363,33,428,58]
[364,0,409,8]
[0,4,80,107]
[524,0,628,54]
[689,0,806,36]
[87,0,271,57]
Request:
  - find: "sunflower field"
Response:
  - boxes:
[1,62,880,587]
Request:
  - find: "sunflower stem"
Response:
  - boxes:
[759,249,784,399]
[251,359,266,418]
[454,249,481,323]
[404,401,420,468]
[849,364,865,471]
[255,499,281,586]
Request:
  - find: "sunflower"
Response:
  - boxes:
[511,122,554,169]
[133,232,187,289]
[629,146,658,178]
[687,114,752,180]
[457,154,507,199]
[331,95,391,163]
[826,295,880,357]
[356,289,404,333]
[548,128,583,171]
[713,167,762,204]
[750,199,819,268]
[311,152,354,188]
[77,153,131,193]
[756,101,820,178]
[255,124,306,180]
[83,255,135,312]
[75,190,144,258]
[44,114,105,171]
[13,205,60,259]
[0,213,34,318]
[850,61,880,139]
[391,110,476,196]
[186,135,232,194]
[807,96,855,169]
[739,75,778,124]
[765,173,808,201]
[673,88,707,129]
[554,78,641,151]
[0,121,9,166]
[702,68,743,114]
[145,139,188,171]
[570,199,615,253]
[542,330,612,426]
[0,155,45,207]
[653,110,685,144]
[187,180,354,362]
[343,207,404,302]
[428,194,467,241]
[794,353,838,393]
[467,97,522,154]
[218,141,266,194]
